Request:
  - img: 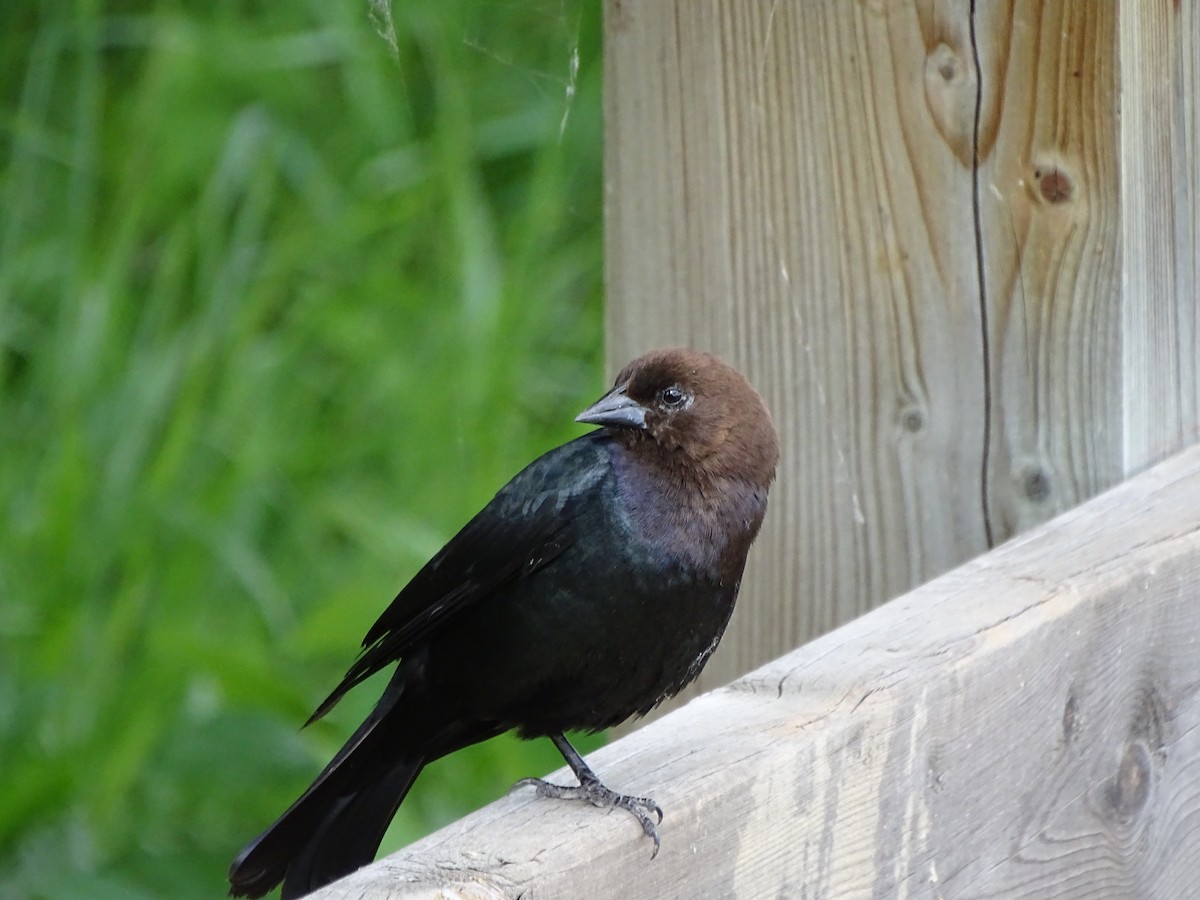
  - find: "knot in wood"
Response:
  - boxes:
[1061,688,1078,744]
[1035,165,1074,203]
[900,407,926,434]
[1022,467,1052,503]
[923,42,976,169]
[1101,741,1152,824]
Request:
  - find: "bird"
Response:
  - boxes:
[228,347,779,899]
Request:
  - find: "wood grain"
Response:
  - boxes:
[975,0,1123,540]
[603,1,1200,702]
[1119,0,1200,472]
[605,0,987,694]
[310,444,1200,900]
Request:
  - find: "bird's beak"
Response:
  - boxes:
[576,383,648,430]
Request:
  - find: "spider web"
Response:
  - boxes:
[367,0,584,140]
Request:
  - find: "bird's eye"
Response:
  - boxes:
[660,386,688,408]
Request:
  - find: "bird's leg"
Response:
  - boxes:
[515,732,664,857]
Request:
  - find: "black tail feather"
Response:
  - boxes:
[278,760,422,898]
[229,658,502,898]
[228,750,423,899]
[229,673,424,899]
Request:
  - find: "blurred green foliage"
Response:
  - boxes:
[0,0,604,896]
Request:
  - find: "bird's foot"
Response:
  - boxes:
[516,776,663,857]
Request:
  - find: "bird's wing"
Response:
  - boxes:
[306,435,608,724]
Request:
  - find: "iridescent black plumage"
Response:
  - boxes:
[229,348,778,898]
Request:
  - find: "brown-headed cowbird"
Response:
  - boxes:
[228,348,779,898]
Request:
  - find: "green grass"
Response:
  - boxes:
[0,1,603,896]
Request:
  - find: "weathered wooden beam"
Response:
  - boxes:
[310,443,1200,899]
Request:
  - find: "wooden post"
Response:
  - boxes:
[604,0,1200,696]
[310,444,1200,900]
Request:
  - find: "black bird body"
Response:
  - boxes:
[424,432,763,736]
[230,349,778,898]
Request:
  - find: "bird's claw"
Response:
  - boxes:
[516,777,663,857]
